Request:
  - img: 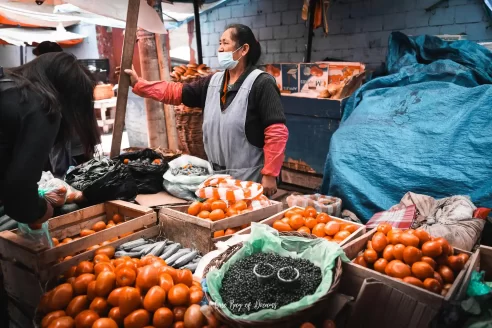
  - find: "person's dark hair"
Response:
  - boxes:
[225,24,261,66]
[7,52,100,157]
[32,41,63,56]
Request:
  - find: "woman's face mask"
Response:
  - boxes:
[217,45,244,70]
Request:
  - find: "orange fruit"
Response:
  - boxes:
[197,211,210,219]
[201,203,212,212]
[304,206,317,218]
[224,228,238,236]
[112,214,124,224]
[281,218,290,224]
[284,210,297,218]
[316,213,330,223]
[324,221,340,236]
[226,208,238,217]
[334,230,351,242]
[323,236,333,242]
[272,220,293,232]
[297,226,311,234]
[289,214,305,230]
[187,202,202,216]
[209,209,225,221]
[312,223,326,237]
[343,224,358,233]
[211,200,227,211]
[233,200,248,211]
[213,230,225,238]
[305,218,318,229]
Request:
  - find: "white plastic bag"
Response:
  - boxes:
[163,155,213,200]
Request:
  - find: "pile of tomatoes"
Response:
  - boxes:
[39,245,222,328]
[272,207,360,244]
[52,214,137,262]
[353,224,470,295]
[187,199,255,238]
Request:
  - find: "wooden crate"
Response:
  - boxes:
[159,201,283,254]
[455,245,487,300]
[236,206,365,246]
[0,201,156,310]
[341,228,473,313]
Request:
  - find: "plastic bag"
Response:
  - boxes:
[286,194,342,217]
[116,148,169,194]
[38,178,70,207]
[206,223,349,321]
[163,155,213,200]
[17,222,53,249]
[468,271,492,298]
[65,158,138,204]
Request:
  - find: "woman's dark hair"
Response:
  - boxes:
[225,24,261,66]
[7,52,100,157]
[32,41,63,56]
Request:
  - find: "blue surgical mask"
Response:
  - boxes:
[217,45,243,70]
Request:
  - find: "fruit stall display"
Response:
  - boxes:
[341,224,473,314]
[237,206,365,246]
[37,245,222,328]
[0,201,157,312]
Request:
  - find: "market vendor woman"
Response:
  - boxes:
[123,24,288,196]
[0,52,100,224]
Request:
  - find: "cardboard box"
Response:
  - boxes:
[323,61,365,85]
[281,63,299,93]
[340,228,473,327]
[258,63,282,90]
[236,206,365,246]
[299,63,328,94]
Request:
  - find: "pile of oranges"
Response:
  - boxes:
[353,224,470,296]
[39,246,223,328]
[52,214,138,262]
[272,206,360,244]
[187,199,255,239]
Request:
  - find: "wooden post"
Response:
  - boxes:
[303,0,316,63]
[110,0,140,158]
[193,0,203,65]
[153,0,179,151]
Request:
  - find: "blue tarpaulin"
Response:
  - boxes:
[321,32,492,222]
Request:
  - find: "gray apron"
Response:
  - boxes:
[203,69,265,182]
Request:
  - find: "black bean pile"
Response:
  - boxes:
[220,253,322,315]
[279,267,297,280]
[255,263,274,276]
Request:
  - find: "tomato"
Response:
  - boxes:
[92,318,118,328]
[89,297,109,317]
[80,229,96,237]
[175,269,193,287]
[113,213,124,224]
[187,202,203,216]
[143,286,166,312]
[316,213,330,223]
[288,214,305,230]
[46,316,74,328]
[49,283,73,311]
[373,258,388,274]
[414,229,431,246]
[94,254,111,264]
[123,309,151,328]
[371,232,388,252]
[458,253,470,264]
[159,267,178,284]
[64,266,77,280]
[411,262,435,280]
[173,307,187,322]
[197,211,210,219]
[423,278,442,294]
[92,221,107,232]
[382,245,395,262]
[75,261,94,276]
[304,218,318,229]
[333,230,351,242]
[119,287,142,317]
[153,307,174,328]
[304,206,317,218]
[141,255,160,267]
[377,223,392,235]
[233,200,247,211]
[65,295,89,318]
[94,262,114,278]
[343,224,358,233]
[52,238,60,246]
[213,230,225,238]
[108,307,123,326]
[312,223,326,237]
[363,249,378,264]
[448,255,465,272]
[393,244,406,261]
[168,284,190,307]
[158,273,174,293]
[403,276,425,289]
[41,310,66,328]
[387,261,411,279]
[72,273,95,295]
[421,256,437,270]
[224,228,238,235]
[421,241,443,258]
[87,281,97,301]
[183,304,205,328]
[399,233,420,248]
[297,226,311,234]
[189,290,204,305]
[434,238,451,256]
[402,246,422,265]
[353,256,367,268]
[95,271,116,297]
[172,321,184,328]
[108,287,127,307]
[438,265,455,284]
[136,265,159,292]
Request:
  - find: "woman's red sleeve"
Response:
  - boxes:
[132,78,183,105]
[261,123,289,177]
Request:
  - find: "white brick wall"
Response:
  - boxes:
[173,0,492,69]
